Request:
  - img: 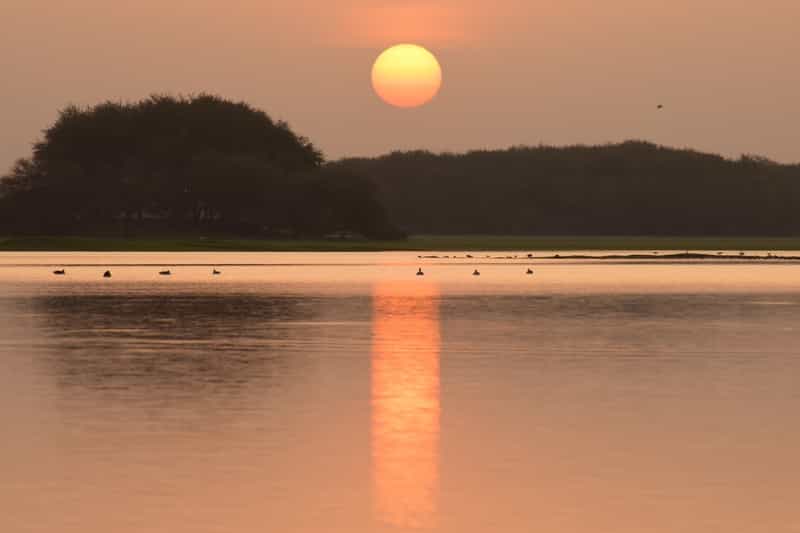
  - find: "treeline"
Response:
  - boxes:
[335,142,800,235]
[0,95,401,239]
[3,96,798,239]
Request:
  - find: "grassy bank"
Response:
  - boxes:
[1,235,799,252]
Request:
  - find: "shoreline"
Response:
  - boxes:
[546,253,800,260]
[1,235,800,253]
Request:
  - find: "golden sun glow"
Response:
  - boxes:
[371,44,443,108]
[371,281,441,529]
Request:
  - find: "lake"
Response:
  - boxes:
[1,252,799,533]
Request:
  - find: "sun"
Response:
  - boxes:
[371,44,442,108]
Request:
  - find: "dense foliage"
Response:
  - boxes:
[4,97,798,239]
[0,95,401,238]
[336,142,800,235]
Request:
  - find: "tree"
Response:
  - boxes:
[335,141,800,236]
[0,95,400,238]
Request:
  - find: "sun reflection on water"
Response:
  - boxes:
[371,281,441,529]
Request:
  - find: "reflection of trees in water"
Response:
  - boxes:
[32,294,313,399]
[441,293,800,322]
[439,293,800,365]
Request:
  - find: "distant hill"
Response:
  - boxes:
[335,141,800,236]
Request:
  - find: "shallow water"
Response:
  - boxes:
[1,252,799,533]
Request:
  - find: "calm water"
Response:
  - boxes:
[1,252,799,533]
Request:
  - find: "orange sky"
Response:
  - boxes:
[2,0,799,170]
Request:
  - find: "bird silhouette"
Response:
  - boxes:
[103,270,112,278]
[657,104,664,110]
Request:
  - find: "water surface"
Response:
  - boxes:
[1,252,799,533]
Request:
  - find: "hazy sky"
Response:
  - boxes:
[2,0,799,171]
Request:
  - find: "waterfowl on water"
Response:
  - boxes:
[159,270,171,276]
[416,268,425,276]
[526,268,534,275]
[473,269,481,276]
[53,269,65,275]
[213,269,221,275]
[103,270,112,278]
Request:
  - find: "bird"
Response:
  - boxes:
[472,269,481,276]
[53,269,65,275]
[416,268,425,276]
[159,270,171,276]
[212,269,221,275]
[657,104,664,110]
[526,268,534,275]
[103,270,112,278]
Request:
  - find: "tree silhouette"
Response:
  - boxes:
[336,141,800,236]
[0,95,400,238]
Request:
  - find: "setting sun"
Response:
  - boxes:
[371,44,442,108]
